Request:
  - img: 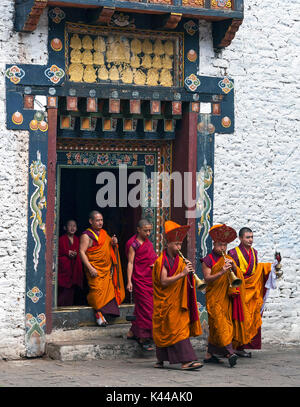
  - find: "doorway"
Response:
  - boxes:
[55,166,143,308]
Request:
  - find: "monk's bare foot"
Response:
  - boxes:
[154,361,164,368]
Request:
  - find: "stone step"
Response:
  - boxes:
[52,304,135,330]
[45,324,206,361]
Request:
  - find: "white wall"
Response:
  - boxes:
[199,1,300,344]
[0,1,48,359]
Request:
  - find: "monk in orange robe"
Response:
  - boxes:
[152,221,203,370]
[201,224,252,367]
[80,211,125,326]
[228,227,276,357]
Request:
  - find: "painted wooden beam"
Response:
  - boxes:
[212,18,243,49]
[15,0,48,32]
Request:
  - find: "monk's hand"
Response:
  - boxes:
[111,235,118,246]
[89,266,98,278]
[127,281,133,292]
[222,260,232,275]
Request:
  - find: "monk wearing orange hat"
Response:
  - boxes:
[79,211,125,326]
[201,224,252,367]
[152,220,203,370]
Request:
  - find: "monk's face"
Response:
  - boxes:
[66,220,77,235]
[89,213,103,231]
[137,225,152,241]
[213,241,227,256]
[167,241,182,256]
[240,232,253,249]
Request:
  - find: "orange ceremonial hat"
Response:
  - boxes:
[209,224,237,244]
[164,220,190,243]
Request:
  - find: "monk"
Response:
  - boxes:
[228,227,275,357]
[125,219,158,351]
[152,220,203,370]
[57,219,83,306]
[79,211,125,326]
[201,224,252,367]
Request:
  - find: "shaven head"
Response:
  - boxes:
[137,218,152,241]
[239,227,253,249]
[89,210,103,231]
[239,227,253,238]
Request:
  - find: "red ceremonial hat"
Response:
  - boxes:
[164,220,190,243]
[209,224,237,244]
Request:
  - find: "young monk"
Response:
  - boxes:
[79,211,125,326]
[228,227,275,357]
[152,220,203,370]
[201,224,252,368]
[57,219,83,306]
[125,219,158,351]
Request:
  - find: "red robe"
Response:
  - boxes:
[58,234,83,289]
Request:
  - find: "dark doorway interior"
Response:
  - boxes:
[58,167,142,305]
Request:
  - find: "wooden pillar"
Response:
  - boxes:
[172,106,197,264]
[45,106,57,334]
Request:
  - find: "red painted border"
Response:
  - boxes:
[45,107,58,334]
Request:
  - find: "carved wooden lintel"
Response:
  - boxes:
[213,18,243,49]
[16,0,48,33]
[163,13,182,30]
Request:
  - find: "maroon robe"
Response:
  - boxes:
[58,234,83,306]
[125,235,157,339]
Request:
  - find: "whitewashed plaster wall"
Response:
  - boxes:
[0,1,48,359]
[199,1,300,344]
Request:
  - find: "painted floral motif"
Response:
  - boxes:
[5,65,25,84]
[185,73,201,92]
[145,155,155,166]
[222,116,232,128]
[211,0,231,8]
[27,287,43,304]
[45,65,65,84]
[108,13,135,28]
[218,76,234,94]
[49,7,66,24]
[183,20,198,36]
[65,152,140,167]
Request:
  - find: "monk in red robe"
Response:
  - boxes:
[228,227,274,357]
[152,221,203,370]
[125,219,158,351]
[57,220,83,306]
[201,224,252,367]
[80,211,125,326]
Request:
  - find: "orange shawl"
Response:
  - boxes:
[240,262,272,343]
[85,229,125,310]
[152,253,202,348]
[205,255,252,349]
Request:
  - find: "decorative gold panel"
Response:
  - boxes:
[65,23,184,87]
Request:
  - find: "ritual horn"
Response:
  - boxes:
[177,250,207,291]
[222,252,242,288]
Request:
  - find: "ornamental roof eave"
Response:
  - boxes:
[15,1,244,49]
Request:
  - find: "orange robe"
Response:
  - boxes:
[205,254,252,349]
[231,246,272,346]
[152,253,202,348]
[85,228,125,310]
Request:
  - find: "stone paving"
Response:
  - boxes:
[0,344,299,388]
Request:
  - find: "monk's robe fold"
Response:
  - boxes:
[125,235,157,338]
[58,234,83,289]
[239,262,271,344]
[228,245,272,348]
[85,228,125,310]
[152,253,202,348]
[205,254,252,349]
